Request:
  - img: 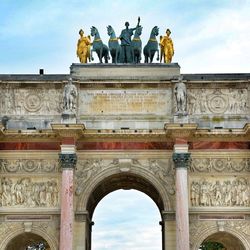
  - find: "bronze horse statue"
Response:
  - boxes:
[143,26,159,63]
[90,26,109,63]
[131,26,143,63]
[107,25,121,63]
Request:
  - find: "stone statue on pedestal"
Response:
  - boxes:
[174,76,187,114]
[63,78,77,114]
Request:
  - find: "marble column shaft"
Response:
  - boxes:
[59,152,77,250]
[173,152,191,250]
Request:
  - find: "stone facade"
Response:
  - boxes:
[0,64,249,250]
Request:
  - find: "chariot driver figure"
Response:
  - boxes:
[77,29,91,63]
[119,17,141,63]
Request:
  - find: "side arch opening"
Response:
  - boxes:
[5,232,51,250]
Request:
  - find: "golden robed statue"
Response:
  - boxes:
[77,29,91,63]
[160,28,174,63]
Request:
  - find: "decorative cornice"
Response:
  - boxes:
[172,153,191,169]
[59,153,77,169]
[165,123,198,140]
[51,124,85,139]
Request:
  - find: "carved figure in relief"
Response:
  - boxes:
[191,178,250,207]
[77,29,91,63]
[159,28,174,63]
[63,78,78,112]
[174,76,187,113]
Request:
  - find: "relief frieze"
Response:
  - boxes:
[190,157,250,173]
[187,88,248,115]
[0,177,59,208]
[0,84,63,115]
[190,177,250,207]
[0,159,59,173]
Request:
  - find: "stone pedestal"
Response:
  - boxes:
[173,145,191,250]
[173,113,189,123]
[61,112,77,124]
[59,147,77,250]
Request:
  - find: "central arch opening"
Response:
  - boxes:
[92,190,162,250]
[86,173,165,250]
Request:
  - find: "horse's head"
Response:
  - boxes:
[107,25,114,36]
[135,26,142,36]
[90,26,97,37]
[151,26,159,37]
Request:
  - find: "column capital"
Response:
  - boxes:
[59,153,77,169]
[172,153,191,169]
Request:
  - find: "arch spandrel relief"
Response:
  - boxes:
[75,158,175,212]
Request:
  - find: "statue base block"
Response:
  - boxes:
[61,113,77,124]
[174,113,189,124]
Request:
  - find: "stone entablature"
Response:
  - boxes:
[0,65,249,130]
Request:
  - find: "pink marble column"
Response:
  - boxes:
[59,145,77,250]
[173,145,191,250]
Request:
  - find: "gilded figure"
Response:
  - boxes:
[77,29,91,63]
[160,28,174,63]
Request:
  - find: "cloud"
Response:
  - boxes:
[92,190,162,250]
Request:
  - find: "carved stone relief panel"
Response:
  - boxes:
[190,157,250,173]
[0,159,59,173]
[190,176,250,207]
[187,88,248,115]
[0,83,63,115]
[75,158,175,196]
[79,89,172,116]
[0,177,59,208]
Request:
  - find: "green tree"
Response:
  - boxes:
[200,241,225,250]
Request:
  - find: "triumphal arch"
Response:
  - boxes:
[0,62,249,250]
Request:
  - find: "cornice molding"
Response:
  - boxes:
[51,123,85,139]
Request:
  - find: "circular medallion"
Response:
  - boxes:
[208,95,228,114]
[213,159,225,172]
[23,160,38,172]
[5,160,19,172]
[24,93,42,112]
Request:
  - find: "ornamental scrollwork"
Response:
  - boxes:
[190,177,250,207]
[0,177,59,208]
[190,157,250,173]
[0,159,59,173]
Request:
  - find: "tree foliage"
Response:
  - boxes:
[200,241,225,250]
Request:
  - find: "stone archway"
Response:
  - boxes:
[201,232,245,250]
[74,164,173,250]
[5,232,50,250]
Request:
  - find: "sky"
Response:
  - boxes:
[92,190,162,250]
[0,1,249,248]
[0,0,250,74]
